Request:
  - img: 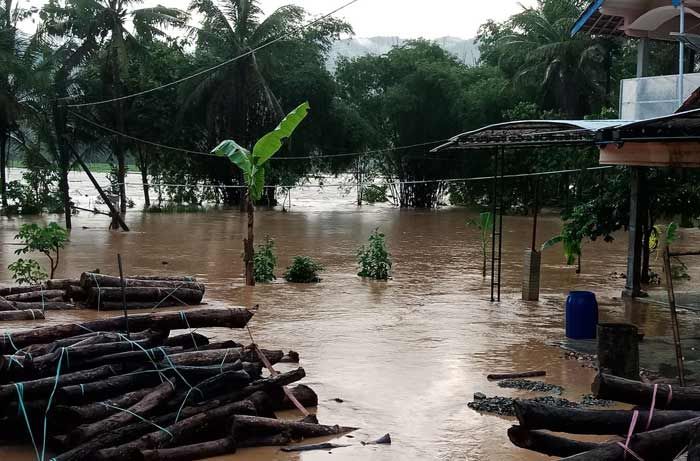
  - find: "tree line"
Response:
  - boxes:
[1,0,699,244]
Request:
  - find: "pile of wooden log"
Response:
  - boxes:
[508,373,700,460]
[0,273,207,318]
[0,279,82,321]
[79,273,206,310]
[0,308,354,460]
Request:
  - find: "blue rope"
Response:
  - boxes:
[4,331,18,352]
[99,403,173,438]
[14,383,40,461]
[41,348,66,461]
[90,273,101,311]
[39,285,45,314]
[116,333,172,386]
[179,311,198,351]
[152,283,187,310]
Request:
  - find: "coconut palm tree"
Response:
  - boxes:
[183,0,308,204]
[0,0,34,208]
[186,0,305,144]
[42,0,188,214]
[488,0,608,117]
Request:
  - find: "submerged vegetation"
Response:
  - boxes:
[254,237,277,283]
[357,229,392,280]
[284,256,323,283]
[11,223,68,280]
[467,212,493,277]
[0,0,699,285]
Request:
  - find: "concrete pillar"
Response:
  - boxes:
[637,37,650,78]
[597,323,640,380]
[625,167,646,298]
[522,249,541,301]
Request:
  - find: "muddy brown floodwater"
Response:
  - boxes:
[2,182,700,460]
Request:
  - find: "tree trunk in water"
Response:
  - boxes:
[508,425,601,458]
[141,162,150,209]
[0,131,7,208]
[592,373,700,410]
[60,165,72,229]
[141,438,235,461]
[560,417,700,460]
[245,193,255,286]
[117,142,127,214]
[0,307,254,351]
[513,400,700,435]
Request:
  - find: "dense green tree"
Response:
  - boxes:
[478,0,610,117]
[184,0,350,205]
[42,0,188,214]
[0,0,35,209]
[337,40,515,207]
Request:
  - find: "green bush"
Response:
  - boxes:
[284,256,323,283]
[4,169,63,216]
[254,237,277,283]
[13,223,68,279]
[357,229,392,280]
[362,184,388,204]
[8,258,47,285]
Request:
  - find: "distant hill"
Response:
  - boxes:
[327,36,480,71]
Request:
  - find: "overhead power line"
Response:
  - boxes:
[61,0,361,108]
[69,111,449,160]
[65,166,616,191]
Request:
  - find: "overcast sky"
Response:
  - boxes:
[257,0,538,38]
[22,0,538,39]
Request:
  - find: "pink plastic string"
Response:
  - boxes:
[616,442,645,461]
[646,384,658,431]
[622,410,640,460]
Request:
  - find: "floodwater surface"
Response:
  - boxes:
[1,172,699,460]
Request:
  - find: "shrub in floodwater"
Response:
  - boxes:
[284,256,323,283]
[254,236,277,283]
[362,184,388,204]
[12,223,68,279]
[357,229,392,280]
[8,258,47,285]
[466,212,493,277]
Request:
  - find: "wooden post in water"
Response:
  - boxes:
[117,254,130,339]
[523,178,541,301]
[664,246,686,386]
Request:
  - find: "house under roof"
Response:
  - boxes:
[572,0,700,40]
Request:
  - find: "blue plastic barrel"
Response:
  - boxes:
[565,291,599,340]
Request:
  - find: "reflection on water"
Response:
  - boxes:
[1,177,699,461]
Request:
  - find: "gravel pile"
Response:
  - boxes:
[468,393,580,416]
[580,393,615,407]
[468,393,615,416]
[496,379,563,394]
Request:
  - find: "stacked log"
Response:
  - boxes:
[0,273,206,317]
[1,278,80,319]
[80,272,206,310]
[0,308,354,460]
[506,373,700,460]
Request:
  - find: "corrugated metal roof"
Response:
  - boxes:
[433,108,700,151]
[432,119,629,151]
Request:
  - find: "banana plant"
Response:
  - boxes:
[212,101,309,286]
[542,223,584,274]
[466,212,493,277]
